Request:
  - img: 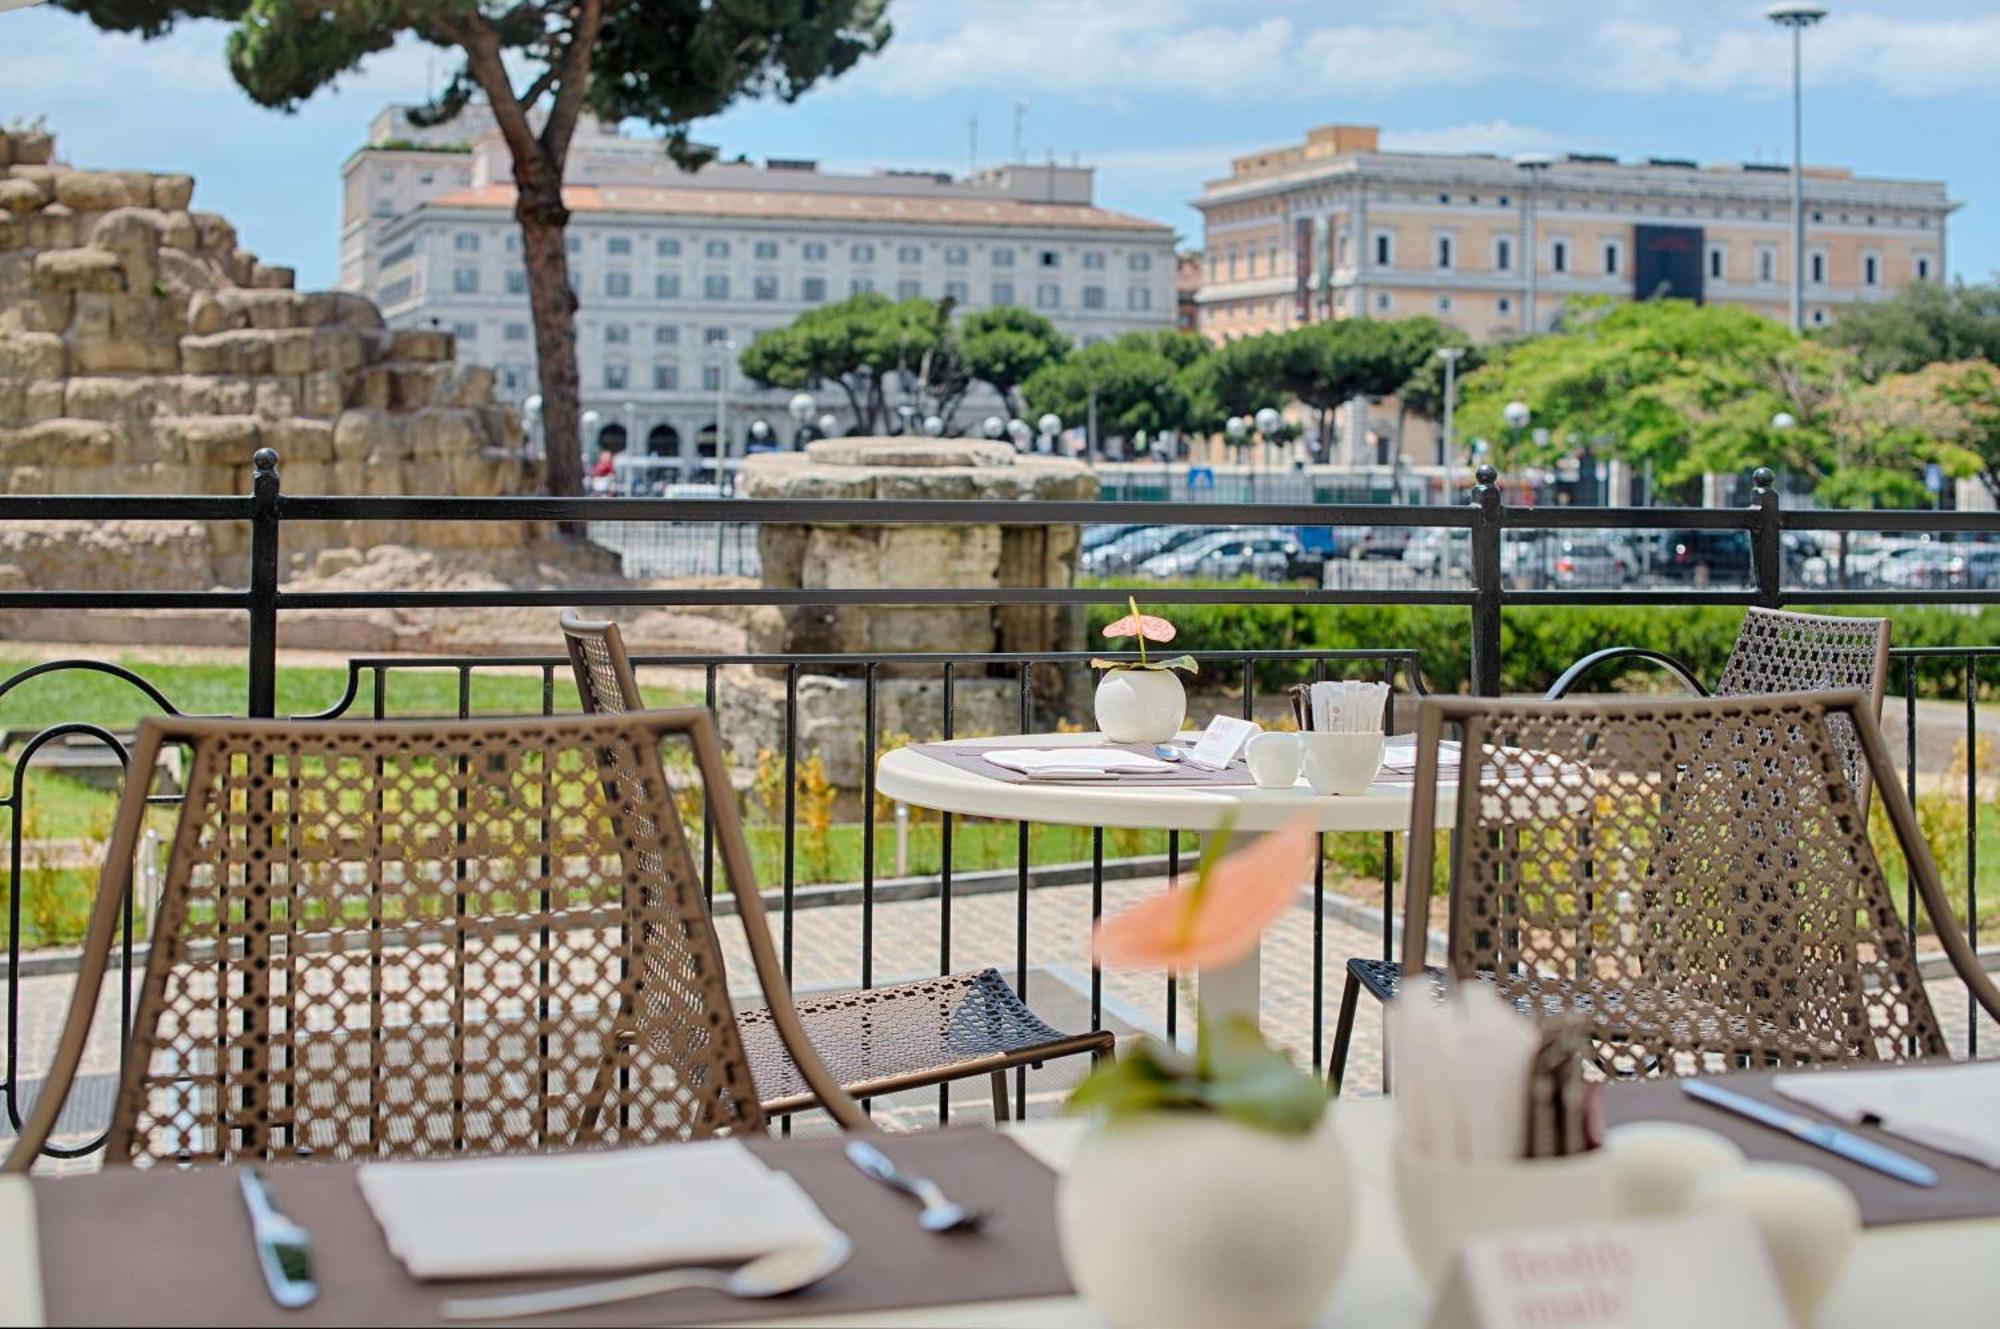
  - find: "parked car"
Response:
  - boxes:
[1656,529,1753,583]
[1350,526,1413,561]
[1138,529,1298,580]
[1401,528,1469,579]
[1082,522,1150,553]
[1082,525,1219,576]
[1549,538,1625,589]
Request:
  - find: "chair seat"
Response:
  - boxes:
[738,968,1113,1113]
[1345,956,1441,1004]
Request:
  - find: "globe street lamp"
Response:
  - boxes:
[1514,153,1554,334]
[1771,411,1797,431]
[1767,3,1828,335]
[1436,346,1465,500]
[1007,417,1033,450]
[982,415,1006,439]
[923,414,945,437]
[1037,412,1062,455]
[817,413,839,439]
[1502,400,1530,432]
[788,391,816,448]
[521,393,543,457]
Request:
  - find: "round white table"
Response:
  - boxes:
[877,730,1455,1023]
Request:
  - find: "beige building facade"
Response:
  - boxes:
[1193,124,1953,344]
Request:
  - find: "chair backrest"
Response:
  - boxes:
[562,609,645,716]
[6,709,864,1172]
[1399,690,2000,1076]
[1716,608,1890,799]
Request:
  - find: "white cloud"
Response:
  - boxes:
[1585,13,2000,96]
[1379,121,1567,156]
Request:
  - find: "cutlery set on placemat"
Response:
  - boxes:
[239,1136,990,1319]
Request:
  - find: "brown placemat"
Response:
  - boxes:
[33,1129,1070,1326]
[914,740,1257,787]
[1604,1068,2000,1228]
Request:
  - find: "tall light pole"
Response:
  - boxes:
[1514,153,1554,335]
[1436,346,1465,501]
[1768,3,1827,335]
[713,338,736,463]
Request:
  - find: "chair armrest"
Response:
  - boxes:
[1544,647,1712,700]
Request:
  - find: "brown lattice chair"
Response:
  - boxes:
[5,709,869,1172]
[561,611,1113,1122]
[1335,690,2000,1087]
[1331,607,1892,1089]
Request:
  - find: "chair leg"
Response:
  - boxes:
[1328,971,1362,1095]
[989,1070,1011,1124]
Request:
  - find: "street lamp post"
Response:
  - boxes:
[1514,154,1554,335]
[1436,346,1465,501]
[788,391,816,449]
[1767,4,1827,335]
[522,393,543,458]
[1036,412,1063,455]
[712,338,736,464]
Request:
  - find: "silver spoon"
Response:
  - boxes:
[437,1235,851,1322]
[1152,744,1185,762]
[844,1139,986,1233]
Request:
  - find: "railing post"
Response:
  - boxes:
[1751,466,1782,609]
[1469,464,1503,697]
[248,448,281,718]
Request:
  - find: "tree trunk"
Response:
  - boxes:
[516,184,582,497]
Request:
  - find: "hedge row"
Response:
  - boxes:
[1085,583,2000,698]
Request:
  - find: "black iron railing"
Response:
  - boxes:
[4,447,1999,1155]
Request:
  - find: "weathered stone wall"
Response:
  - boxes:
[0,124,545,586]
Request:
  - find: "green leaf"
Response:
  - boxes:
[1196,1014,1328,1135]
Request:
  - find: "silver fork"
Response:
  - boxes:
[844,1139,986,1233]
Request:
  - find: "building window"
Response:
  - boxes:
[452,321,478,341]
[897,244,923,264]
[1436,295,1453,313]
[453,231,479,252]
[753,275,779,301]
[801,276,827,302]
[604,363,628,390]
[1708,246,1725,280]
[605,271,632,298]
[1244,248,1257,278]
[1374,292,1391,311]
[851,277,874,294]
[944,245,968,265]
[1129,253,1152,271]
[802,241,827,261]
[605,323,630,344]
[654,325,679,345]
[896,279,922,299]
[1435,235,1453,270]
[373,200,394,217]
[1082,252,1105,270]
[380,276,412,304]
[703,326,729,344]
[504,270,526,295]
[418,171,434,185]
[944,279,968,302]
[655,273,681,299]
[452,267,479,293]
[1758,247,1776,283]
[1035,283,1060,308]
[701,365,721,391]
[703,274,730,300]
[1601,241,1619,275]
[1267,245,1278,273]
[1038,249,1060,268]
[656,237,681,257]
[498,365,526,393]
[753,240,779,260]
[1372,233,1392,267]
[1811,309,1826,326]
[1863,254,1879,286]
[1497,296,1512,314]
[1551,240,1568,274]
[1494,236,1512,272]
[992,281,1015,306]
[992,248,1015,267]
[852,243,875,262]
[1916,255,1933,280]
[505,234,519,253]
[504,322,528,341]
[704,239,730,258]
[566,236,581,254]
[653,364,678,390]
[607,236,632,256]
[1128,287,1151,311]
[1082,285,1106,309]
[1809,250,1827,284]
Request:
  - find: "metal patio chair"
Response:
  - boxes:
[1331,607,1893,1090]
[6,708,868,1171]
[1333,690,2000,1088]
[560,610,1114,1122]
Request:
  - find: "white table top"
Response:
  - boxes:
[877,731,1454,834]
[764,1097,2000,1328]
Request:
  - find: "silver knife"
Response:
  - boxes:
[1681,1079,1939,1187]
[239,1169,320,1309]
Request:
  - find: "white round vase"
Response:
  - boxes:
[1057,1113,1353,1329]
[1093,668,1187,744]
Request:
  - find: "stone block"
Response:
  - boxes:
[23,380,64,423]
[333,408,409,463]
[252,375,301,417]
[325,292,385,330]
[218,288,294,330]
[158,210,196,251]
[390,363,447,409]
[174,374,255,416]
[265,416,336,465]
[300,368,343,417]
[26,204,77,249]
[389,327,454,362]
[160,413,261,466]
[344,364,392,410]
[53,169,137,211]
[8,130,53,166]
[33,246,122,294]
[0,177,45,214]
[190,211,237,255]
[250,263,294,289]
[187,290,226,334]
[0,331,64,380]
[309,328,370,373]
[152,174,194,211]
[70,290,114,340]
[64,375,163,427]
[0,418,117,467]
[180,329,274,375]
[0,214,20,251]
[269,329,315,375]
[5,464,45,493]
[408,408,481,458]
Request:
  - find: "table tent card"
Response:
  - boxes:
[1426,1214,1792,1329]
[1184,715,1259,769]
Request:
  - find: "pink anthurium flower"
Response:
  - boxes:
[1094,813,1316,973]
[1101,595,1177,666]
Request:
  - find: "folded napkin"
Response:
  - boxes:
[358,1140,842,1280]
[1376,737,1461,778]
[979,748,1176,781]
[1775,1063,2000,1170]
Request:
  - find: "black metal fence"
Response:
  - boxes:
[5,448,1999,1155]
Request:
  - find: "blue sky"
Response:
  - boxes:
[5,0,1997,291]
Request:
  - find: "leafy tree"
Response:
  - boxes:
[1021,330,1215,444]
[957,307,1069,416]
[1849,360,2000,502]
[1206,319,1442,456]
[57,0,892,494]
[737,292,949,433]
[1816,280,2000,379]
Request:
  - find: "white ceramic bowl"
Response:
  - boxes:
[1245,731,1304,787]
[1300,731,1385,796]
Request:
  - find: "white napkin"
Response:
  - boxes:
[0,1178,42,1327]
[358,1140,842,1280]
[980,748,1175,780]
[1774,1062,2000,1170]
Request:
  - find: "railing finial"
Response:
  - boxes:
[1752,466,1776,494]
[252,447,280,479]
[1474,464,1498,489]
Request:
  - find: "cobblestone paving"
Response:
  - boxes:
[7,878,1995,1169]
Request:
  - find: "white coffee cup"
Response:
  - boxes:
[1300,731,1385,795]
[1244,732,1304,788]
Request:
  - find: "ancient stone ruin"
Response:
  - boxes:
[0,123,546,589]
